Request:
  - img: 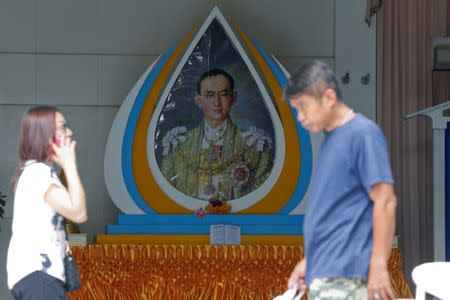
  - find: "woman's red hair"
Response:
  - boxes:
[11,106,58,187]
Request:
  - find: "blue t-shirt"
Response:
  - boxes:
[303,113,394,284]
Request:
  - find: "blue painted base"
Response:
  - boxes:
[106,214,304,235]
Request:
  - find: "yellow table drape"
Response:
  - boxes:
[68,245,412,300]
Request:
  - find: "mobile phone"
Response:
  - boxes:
[53,136,61,147]
[51,136,61,155]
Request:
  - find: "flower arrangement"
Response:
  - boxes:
[205,197,231,214]
[194,208,206,219]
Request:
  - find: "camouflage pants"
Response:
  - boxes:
[308,278,368,300]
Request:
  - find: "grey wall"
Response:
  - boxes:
[0,0,375,298]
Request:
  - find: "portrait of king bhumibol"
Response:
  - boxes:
[159,68,274,201]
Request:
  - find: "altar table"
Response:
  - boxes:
[68,245,412,300]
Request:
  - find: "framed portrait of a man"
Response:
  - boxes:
[154,19,277,203]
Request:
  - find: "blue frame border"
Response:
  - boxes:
[121,46,177,214]
[114,39,310,234]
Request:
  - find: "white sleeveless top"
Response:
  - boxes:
[7,161,66,289]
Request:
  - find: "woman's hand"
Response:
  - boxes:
[51,135,77,171]
[47,134,87,223]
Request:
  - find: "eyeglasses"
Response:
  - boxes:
[58,123,71,131]
[202,90,233,101]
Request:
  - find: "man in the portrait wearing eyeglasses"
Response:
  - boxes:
[160,68,273,202]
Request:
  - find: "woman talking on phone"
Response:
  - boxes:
[6,106,87,300]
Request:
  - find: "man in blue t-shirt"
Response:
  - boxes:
[285,61,397,300]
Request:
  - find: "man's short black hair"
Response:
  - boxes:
[196,68,235,94]
[284,60,343,101]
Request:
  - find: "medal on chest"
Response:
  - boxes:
[203,182,216,195]
[206,144,222,163]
